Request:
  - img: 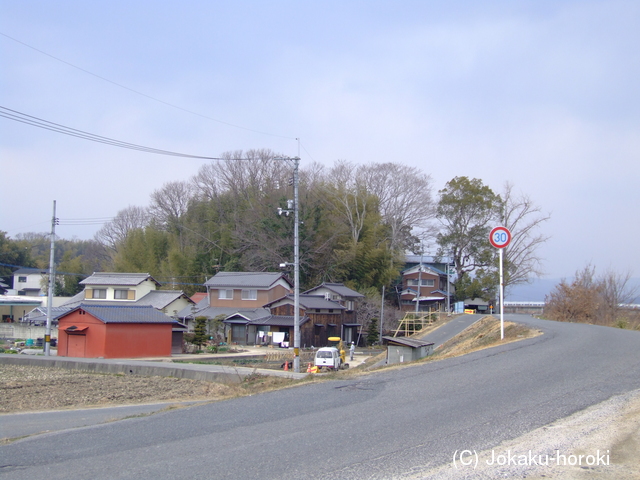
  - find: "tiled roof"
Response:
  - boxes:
[13,267,49,275]
[249,315,310,327]
[60,290,191,311]
[303,282,364,298]
[64,304,175,324]
[80,272,160,287]
[263,294,345,310]
[204,272,292,288]
[383,336,434,348]
[137,290,191,309]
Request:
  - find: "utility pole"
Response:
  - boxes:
[415,246,424,315]
[45,201,58,356]
[379,285,385,344]
[276,156,301,373]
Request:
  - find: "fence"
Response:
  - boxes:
[0,324,58,340]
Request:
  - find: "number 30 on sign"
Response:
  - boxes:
[489,226,511,249]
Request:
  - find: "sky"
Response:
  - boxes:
[1,0,639,282]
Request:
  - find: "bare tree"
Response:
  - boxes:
[322,160,373,245]
[94,205,149,251]
[545,265,638,326]
[360,162,436,252]
[502,182,551,290]
[149,180,193,230]
[192,149,289,205]
[599,269,639,325]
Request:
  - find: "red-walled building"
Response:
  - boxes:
[57,304,175,358]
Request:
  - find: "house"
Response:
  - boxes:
[11,268,49,296]
[204,272,293,308]
[399,264,453,312]
[57,304,176,358]
[223,309,310,346]
[264,294,359,347]
[302,282,364,312]
[60,272,194,318]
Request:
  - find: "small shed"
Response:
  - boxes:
[383,336,435,365]
[57,304,175,358]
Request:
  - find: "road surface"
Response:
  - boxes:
[1,315,639,479]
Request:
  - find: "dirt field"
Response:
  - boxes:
[0,364,294,414]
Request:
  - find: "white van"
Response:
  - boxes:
[315,347,342,370]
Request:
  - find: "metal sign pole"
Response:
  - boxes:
[499,247,504,339]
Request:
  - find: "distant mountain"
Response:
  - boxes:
[506,279,559,302]
[507,277,640,303]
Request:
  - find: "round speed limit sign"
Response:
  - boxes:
[489,226,511,249]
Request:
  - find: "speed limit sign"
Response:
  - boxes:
[489,226,511,249]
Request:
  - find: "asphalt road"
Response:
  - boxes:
[2,315,640,479]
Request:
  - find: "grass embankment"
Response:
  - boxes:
[433,316,541,359]
[356,316,542,373]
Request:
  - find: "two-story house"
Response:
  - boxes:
[11,268,49,296]
[399,264,453,312]
[60,272,194,318]
[263,293,357,347]
[204,272,293,308]
[302,282,363,314]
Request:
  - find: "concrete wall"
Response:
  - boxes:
[0,324,59,340]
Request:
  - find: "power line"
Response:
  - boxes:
[0,31,296,140]
[0,106,224,160]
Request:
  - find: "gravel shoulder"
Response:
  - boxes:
[410,388,640,479]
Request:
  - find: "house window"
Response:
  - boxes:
[346,301,354,311]
[241,289,257,300]
[92,289,107,299]
[114,289,131,300]
[409,279,435,287]
[18,276,27,283]
[218,289,234,300]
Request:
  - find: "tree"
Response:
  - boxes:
[366,317,379,346]
[149,180,194,234]
[359,162,436,252]
[193,316,208,351]
[544,265,638,326]
[0,231,36,277]
[501,182,550,290]
[95,206,149,252]
[435,177,503,299]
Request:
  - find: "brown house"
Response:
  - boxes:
[399,264,453,312]
[204,272,293,309]
[57,304,175,358]
[264,294,361,347]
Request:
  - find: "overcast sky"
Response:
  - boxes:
[1,0,638,281]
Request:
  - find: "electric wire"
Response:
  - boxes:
[0,106,224,160]
[0,31,296,140]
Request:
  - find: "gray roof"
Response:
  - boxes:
[175,299,271,322]
[265,294,345,310]
[303,282,364,298]
[24,306,74,321]
[62,304,175,324]
[136,290,192,310]
[80,272,160,287]
[204,272,292,289]
[402,264,447,276]
[60,290,190,312]
[383,336,434,348]
[13,267,49,275]
[242,315,310,327]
